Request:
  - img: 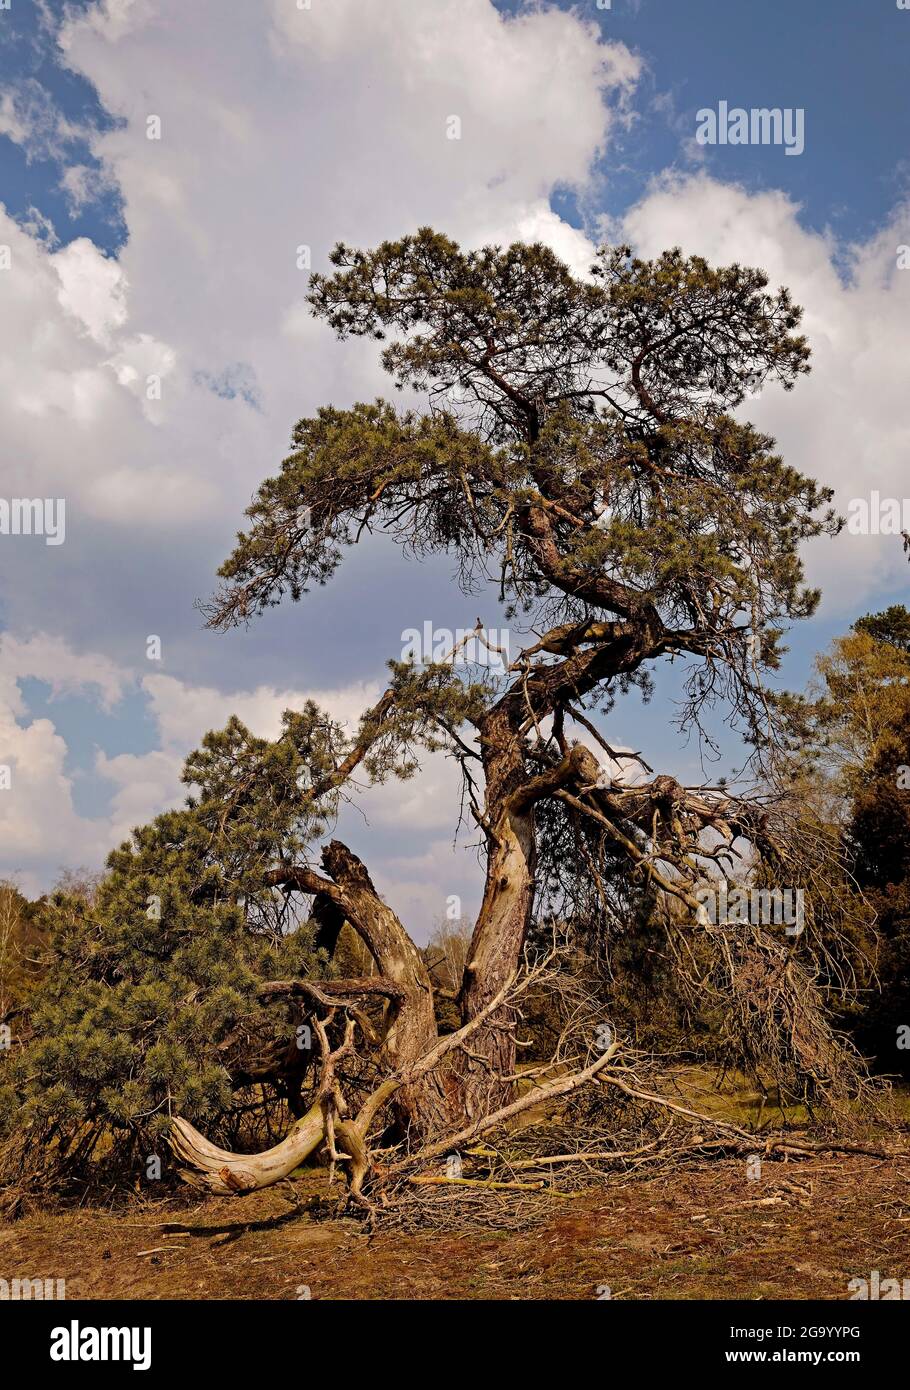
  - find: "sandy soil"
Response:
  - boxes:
[4,1152,909,1300]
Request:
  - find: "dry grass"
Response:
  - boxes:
[3,1070,908,1300]
[3,1150,908,1300]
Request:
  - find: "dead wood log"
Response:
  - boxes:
[169,1100,325,1195]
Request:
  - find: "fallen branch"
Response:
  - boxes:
[258,977,405,1004]
[169,1100,325,1196]
[388,1040,621,1174]
[409,1175,545,1191]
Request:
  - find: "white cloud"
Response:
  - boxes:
[0,79,77,164]
[60,0,159,46]
[92,747,179,853]
[0,631,128,713]
[141,671,381,752]
[0,634,130,891]
[0,208,219,517]
[60,163,118,214]
[53,236,128,345]
[370,837,483,947]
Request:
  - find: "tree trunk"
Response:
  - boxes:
[458,706,537,1116]
[459,807,535,1116]
[459,733,601,1117]
[314,841,458,1138]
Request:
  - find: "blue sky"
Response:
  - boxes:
[0,0,125,250]
[0,0,907,929]
[586,0,910,245]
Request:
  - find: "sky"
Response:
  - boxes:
[0,0,908,938]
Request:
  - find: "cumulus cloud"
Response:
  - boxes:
[53,236,128,344]
[0,0,637,646]
[95,669,391,854]
[59,162,119,215]
[0,632,128,713]
[0,79,79,164]
[0,634,130,890]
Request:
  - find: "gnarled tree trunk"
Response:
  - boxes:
[293,840,458,1139]
[460,722,602,1116]
[170,1100,325,1194]
[459,711,536,1116]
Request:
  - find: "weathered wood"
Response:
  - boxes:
[169,1101,325,1195]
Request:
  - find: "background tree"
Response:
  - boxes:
[0,712,346,1194]
[0,881,45,1029]
[785,605,910,1073]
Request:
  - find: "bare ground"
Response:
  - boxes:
[3,1151,909,1300]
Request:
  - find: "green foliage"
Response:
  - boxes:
[844,619,910,1070]
[0,881,46,1024]
[788,608,910,1071]
[212,402,508,619]
[307,233,810,417]
[0,722,330,1180]
[854,604,910,652]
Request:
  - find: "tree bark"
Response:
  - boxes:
[460,716,602,1115]
[274,840,458,1137]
